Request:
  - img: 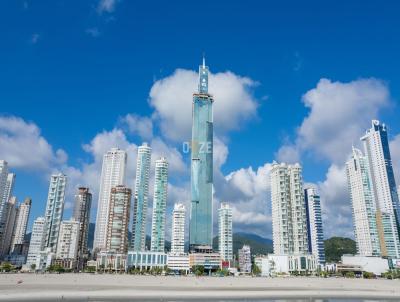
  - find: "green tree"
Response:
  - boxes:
[30,263,36,271]
[363,271,375,279]
[252,264,261,276]
[345,271,355,278]
[0,262,14,272]
[192,265,204,276]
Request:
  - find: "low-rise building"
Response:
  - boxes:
[254,254,317,276]
[126,250,167,271]
[341,255,390,276]
[96,251,127,272]
[53,258,77,270]
[167,253,190,273]
[238,245,251,273]
[189,246,221,272]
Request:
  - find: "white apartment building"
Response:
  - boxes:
[0,162,11,250]
[0,196,17,256]
[44,173,67,252]
[271,162,309,255]
[171,203,185,255]
[93,148,127,251]
[346,148,381,256]
[238,245,251,273]
[132,143,152,251]
[26,217,46,268]
[218,202,233,262]
[150,157,168,252]
[11,198,31,253]
[56,220,80,260]
[361,120,400,258]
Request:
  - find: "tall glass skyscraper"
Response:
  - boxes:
[132,143,152,251]
[304,188,326,266]
[150,157,168,252]
[361,120,400,258]
[189,58,214,250]
[73,187,92,260]
[44,173,67,252]
[346,148,381,256]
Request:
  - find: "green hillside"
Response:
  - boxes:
[324,237,356,263]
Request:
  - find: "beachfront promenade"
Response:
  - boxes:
[0,274,399,301]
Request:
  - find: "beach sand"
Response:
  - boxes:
[0,273,399,301]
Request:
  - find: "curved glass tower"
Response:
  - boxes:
[189,58,214,250]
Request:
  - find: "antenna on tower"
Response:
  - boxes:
[202,52,205,68]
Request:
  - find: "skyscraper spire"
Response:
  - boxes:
[198,56,209,94]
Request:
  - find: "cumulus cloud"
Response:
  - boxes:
[317,164,354,238]
[217,162,272,236]
[119,114,153,141]
[149,68,258,142]
[277,78,390,164]
[0,116,67,171]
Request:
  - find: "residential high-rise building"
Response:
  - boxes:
[132,143,151,251]
[190,58,214,250]
[304,188,326,266]
[106,186,131,254]
[346,148,381,256]
[2,173,15,208]
[271,162,309,255]
[361,120,400,258]
[0,196,17,256]
[0,162,11,250]
[171,203,185,255]
[218,202,233,262]
[238,245,251,273]
[10,197,32,253]
[151,157,168,252]
[26,217,46,268]
[73,187,92,259]
[56,220,80,260]
[44,173,67,252]
[94,148,127,251]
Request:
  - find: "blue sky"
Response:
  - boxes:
[1,0,400,239]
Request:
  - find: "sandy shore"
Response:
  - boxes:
[0,273,399,301]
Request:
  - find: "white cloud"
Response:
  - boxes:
[277,78,390,164]
[317,164,354,238]
[97,0,119,14]
[0,116,67,171]
[217,162,272,237]
[120,114,153,140]
[149,68,258,142]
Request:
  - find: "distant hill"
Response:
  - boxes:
[324,237,356,263]
[88,223,271,255]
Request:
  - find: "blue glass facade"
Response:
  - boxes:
[304,188,326,266]
[132,143,152,251]
[189,59,213,249]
